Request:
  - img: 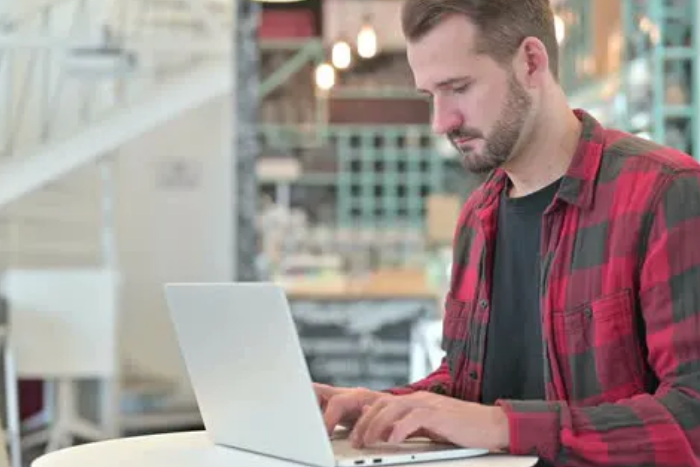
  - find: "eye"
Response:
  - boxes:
[452,83,470,94]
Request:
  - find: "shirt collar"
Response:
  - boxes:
[476,108,606,212]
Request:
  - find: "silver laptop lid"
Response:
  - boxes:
[165,282,335,467]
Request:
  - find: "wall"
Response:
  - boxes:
[116,93,234,387]
[0,0,238,416]
[323,0,405,51]
[329,98,429,124]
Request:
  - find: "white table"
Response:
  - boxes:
[31,431,539,467]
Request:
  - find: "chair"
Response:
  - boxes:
[0,268,121,455]
[0,416,12,467]
[0,320,21,467]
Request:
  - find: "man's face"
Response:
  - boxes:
[407,15,533,174]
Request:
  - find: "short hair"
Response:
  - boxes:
[401,0,559,79]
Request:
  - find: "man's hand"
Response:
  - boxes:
[349,391,510,452]
[313,383,386,435]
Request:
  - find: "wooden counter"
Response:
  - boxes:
[283,268,441,301]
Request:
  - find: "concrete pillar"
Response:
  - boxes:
[234,0,261,281]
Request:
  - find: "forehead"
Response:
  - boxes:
[406,15,495,90]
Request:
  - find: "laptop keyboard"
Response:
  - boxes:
[333,437,460,458]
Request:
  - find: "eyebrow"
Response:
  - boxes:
[416,76,474,95]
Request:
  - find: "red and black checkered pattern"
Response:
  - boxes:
[389,110,700,466]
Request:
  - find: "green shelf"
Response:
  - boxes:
[621,0,698,155]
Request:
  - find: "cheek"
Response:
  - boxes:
[469,83,507,129]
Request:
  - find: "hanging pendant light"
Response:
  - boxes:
[331,39,352,69]
[251,0,307,3]
[554,14,566,45]
[357,15,377,58]
[315,62,336,90]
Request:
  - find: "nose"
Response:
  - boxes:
[431,99,463,135]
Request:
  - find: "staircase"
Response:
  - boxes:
[0,0,233,438]
[0,59,231,208]
[1,0,233,205]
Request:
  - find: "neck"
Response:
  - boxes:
[502,87,582,198]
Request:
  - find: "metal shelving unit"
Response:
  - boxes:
[258,124,452,229]
[562,0,699,158]
[335,126,443,228]
[621,0,698,155]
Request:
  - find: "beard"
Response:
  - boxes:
[448,72,533,174]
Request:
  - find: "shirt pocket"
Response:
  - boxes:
[552,288,646,405]
[442,294,475,381]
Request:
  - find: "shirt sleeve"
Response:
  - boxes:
[385,359,453,396]
[496,170,700,466]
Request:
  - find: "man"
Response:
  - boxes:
[313,0,700,466]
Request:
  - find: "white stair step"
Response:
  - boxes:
[0,241,99,254]
[0,222,99,240]
[0,248,103,268]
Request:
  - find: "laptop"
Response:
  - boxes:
[164,282,490,467]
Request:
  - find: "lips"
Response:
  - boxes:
[454,136,476,145]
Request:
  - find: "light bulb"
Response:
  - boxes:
[357,24,377,58]
[554,14,565,45]
[331,40,352,69]
[315,63,335,90]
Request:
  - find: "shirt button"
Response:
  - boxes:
[469,370,478,380]
[479,299,489,309]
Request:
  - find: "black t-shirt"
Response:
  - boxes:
[481,179,561,406]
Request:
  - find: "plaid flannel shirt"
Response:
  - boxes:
[388,109,700,466]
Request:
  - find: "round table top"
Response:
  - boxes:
[32,431,539,467]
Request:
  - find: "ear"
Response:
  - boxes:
[513,37,550,88]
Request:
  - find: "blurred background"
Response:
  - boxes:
[0,0,695,465]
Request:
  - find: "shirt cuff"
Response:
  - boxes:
[383,382,450,396]
[496,399,562,461]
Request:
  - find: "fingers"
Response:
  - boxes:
[350,400,385,447]
[316,386,385,437]
[351,398,411,448]
[388,408,433,445]
[316,392,329,411]
[313,383,337,411]
[313,383,333,400]
[323,392,363,435]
